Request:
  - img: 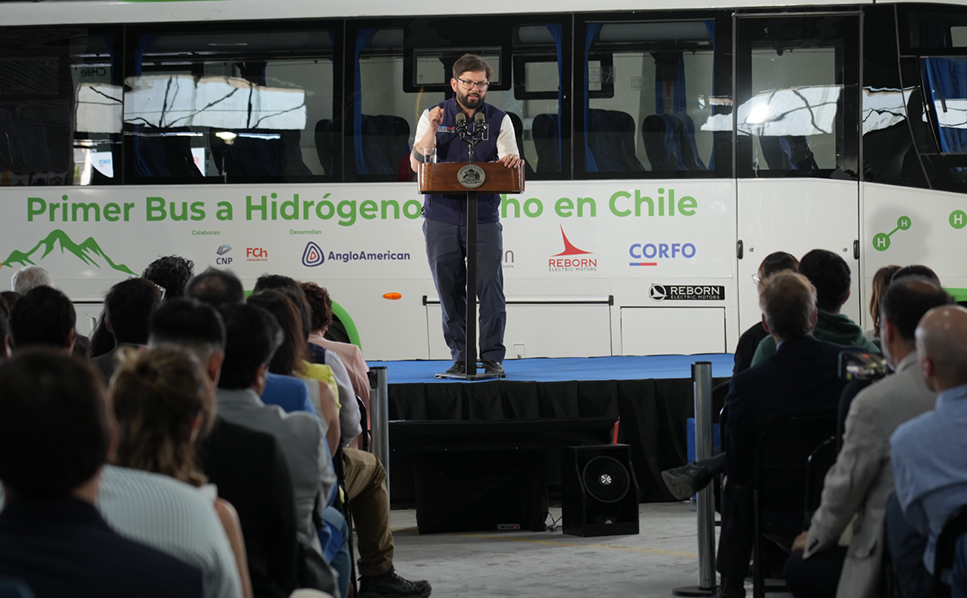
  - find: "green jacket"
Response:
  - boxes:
[750,310,880,367]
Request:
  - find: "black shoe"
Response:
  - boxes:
[358,568,432,598]
[483,360,505,377]
[444,361,466,375]
[716,576,745,598]
[661,461,713,501]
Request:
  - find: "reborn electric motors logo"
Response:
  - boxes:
[302,242,324,267]
[548,226,597,272]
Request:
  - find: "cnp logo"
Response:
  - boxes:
[629,242,696,266]
[246,248,268,262]
[302,242,324,267]
[216,244,233,265]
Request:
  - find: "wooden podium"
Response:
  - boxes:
[419,161,525,380]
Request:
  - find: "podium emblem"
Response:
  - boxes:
[457,164,487,189]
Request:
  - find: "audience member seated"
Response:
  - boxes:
[0,349,205,598]
[103,346,249,598]
[752,249,879,366]
[215,303,339,595]
[91,278,161,382]
[9,286,76,353]
[9,266,90,358]
[888,305,967,598]
[784,276,952,598]
[187,266,246,307]
[144,255,195,301]
[733,251,799,375]
[301,281,371,404]
[0,292,18,316]
[247,290,341,457]
[865,264,902,345]
[715,272,858,598]
[248,275,429,597]
[9,265,52,295]
[149,299,328,598]
[254,276,360,446]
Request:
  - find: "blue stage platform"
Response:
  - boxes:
[369,354,734,506]
[367,354,735,384]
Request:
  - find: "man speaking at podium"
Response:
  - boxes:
[410,53,522,378]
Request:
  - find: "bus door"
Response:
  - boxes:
[735,12,862,331]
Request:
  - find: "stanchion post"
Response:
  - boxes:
[673,361,717,596]
[370,366,390,500]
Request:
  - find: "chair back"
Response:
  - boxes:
[803,435,837,527]
[933,503,967,598]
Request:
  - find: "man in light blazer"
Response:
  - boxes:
[784,276,952,598]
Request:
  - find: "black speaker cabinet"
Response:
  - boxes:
[412,449,548,534]
[562,444,639,537]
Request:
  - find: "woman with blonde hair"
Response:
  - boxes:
[109,346,254,598]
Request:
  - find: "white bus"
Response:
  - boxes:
[1,0,964,360]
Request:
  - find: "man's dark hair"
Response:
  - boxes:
[186,268,245,307]
[253,274,311,338]
[217,303,282,390]
[0,349,111,500]
[452,53,494,81]
[142,255,195,301]
[0,311,10,359]
[0,292,19,315]
[10,286,76,349]
[880,276,953,342]
[760,271,817,340]
[104,278,162,345]
[798,249,851,312]
[892,264,940,285]
[149,299,226,356]
[759,251,799,280]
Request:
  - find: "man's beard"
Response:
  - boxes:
[457,89,484,110]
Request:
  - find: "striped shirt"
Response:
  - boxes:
[98,465,243,598]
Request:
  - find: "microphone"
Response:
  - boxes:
[473,112,487,139]
[455,112,468,138]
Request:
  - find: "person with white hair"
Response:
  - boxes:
[10,266,53,295]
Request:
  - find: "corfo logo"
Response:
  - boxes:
[302,242,324,267]
[246,248,268,262]
[216,244,233,265]
[629,242,696,266]
[650,284,725,302]
[549,226,596,272]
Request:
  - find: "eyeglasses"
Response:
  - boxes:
[752,273,762,286]
[455,77,490,91]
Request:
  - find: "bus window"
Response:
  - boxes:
[127,27,336,183]
[578,17,724,178]
[0,28,118,186]
[736,14,859,179]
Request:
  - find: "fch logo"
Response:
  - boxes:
[302,242,324,267]
[246,248,268,262]
[216,244,233,265]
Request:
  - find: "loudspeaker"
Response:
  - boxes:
[561,444,639,537]
[412,449,548,534]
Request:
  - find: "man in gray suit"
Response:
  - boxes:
[784,276,952,598]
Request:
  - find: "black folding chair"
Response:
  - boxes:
[933,503,967,598]
[752,415,837,598]
[803,436,837,528]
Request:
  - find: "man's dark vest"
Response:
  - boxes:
[422,97,508,225]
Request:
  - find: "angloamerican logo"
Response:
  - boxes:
[549,226,596,272]
[302,242,324,267]
[302,242,411,267]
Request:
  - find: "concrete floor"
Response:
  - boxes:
[385,502,790,598]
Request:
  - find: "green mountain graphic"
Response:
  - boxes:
[2,229,137,276]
